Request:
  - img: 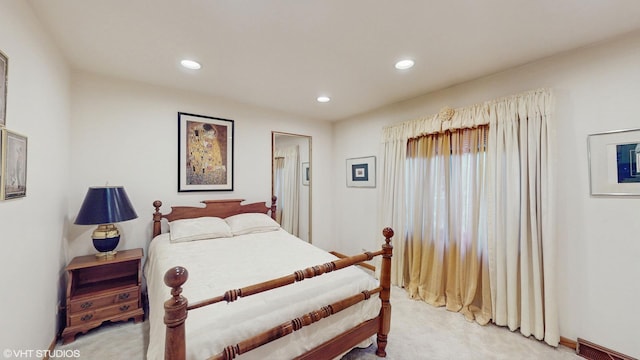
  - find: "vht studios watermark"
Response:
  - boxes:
[3,349,80,358]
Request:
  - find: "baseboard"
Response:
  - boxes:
[43,336,57,360]
[559,336,577,351]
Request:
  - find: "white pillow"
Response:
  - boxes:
[225,213,280,235]
[168,217,232,243]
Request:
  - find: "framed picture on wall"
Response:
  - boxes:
[2,129,27,199]
[588,128,640,196]
[302,162,310,186]
[0,50,8,127]
[178,112,234,192]
[346,156,376,188]
[0,130,3,199]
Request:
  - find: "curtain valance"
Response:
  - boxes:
[382,88,552,142]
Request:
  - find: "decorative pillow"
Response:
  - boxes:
[168,217,232,243]
[225,213,280,235]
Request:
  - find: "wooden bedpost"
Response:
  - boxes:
[270,195,277,220]
[164,266,189,360]
[376,227,394,357]
[153,200,163,239]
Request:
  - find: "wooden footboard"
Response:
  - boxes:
[163,228,394,360]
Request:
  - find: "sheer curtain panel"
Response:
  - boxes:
[404,127,491,324]
[274,146,300,236]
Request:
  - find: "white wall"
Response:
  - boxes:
[332,30,640,357]
[0,0,70,353]
[68,72,334,260]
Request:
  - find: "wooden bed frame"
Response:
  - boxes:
[151,198,393,360]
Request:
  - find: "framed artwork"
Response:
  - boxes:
[1,50,7,127]
[302,162,310,186]
[178,112,234,192]
[2,130,27,199]
[588,128,640,196]
[346,156,376,188]
[0,130,2,199]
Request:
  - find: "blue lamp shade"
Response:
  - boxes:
[75,186,138,257]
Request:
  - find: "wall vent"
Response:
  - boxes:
[577,338,637,360]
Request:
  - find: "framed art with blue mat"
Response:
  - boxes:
[346,156,375,188]
[588,128,640,196]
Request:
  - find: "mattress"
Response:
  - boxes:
[144,229,380,360]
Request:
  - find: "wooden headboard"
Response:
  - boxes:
[152,197,277,239]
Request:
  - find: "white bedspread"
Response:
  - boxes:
[145,229,380,360]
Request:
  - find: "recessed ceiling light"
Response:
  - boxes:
[317,96,331,103]
[180,59,201,70]
[395,59,415,70]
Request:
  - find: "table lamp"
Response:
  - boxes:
[74,186,138,259]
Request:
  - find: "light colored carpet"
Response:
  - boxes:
[53,287,579,360]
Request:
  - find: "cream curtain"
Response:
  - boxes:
[274,146,300,236]
[378,124,409,285]
[486,90,558,345]
[378,88,558,345]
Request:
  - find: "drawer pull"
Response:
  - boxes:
[80,314,93,322]
[118,293,130,300]
[119,305,130,312]
[80,301,93,309]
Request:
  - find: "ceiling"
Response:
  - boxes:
[28,0,640,122]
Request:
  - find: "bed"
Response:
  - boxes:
[145,198,393,360]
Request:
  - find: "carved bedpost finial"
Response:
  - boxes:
[164,266,189,299]
[153,201,163,219]
[382,227,394,246]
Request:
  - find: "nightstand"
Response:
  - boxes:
[61,248,144,344]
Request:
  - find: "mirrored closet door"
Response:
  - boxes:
[272,132,312,243]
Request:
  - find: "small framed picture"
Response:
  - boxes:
[178,112,234,192]
[346,156,376,188]
[0,50,8,127]
[588,128,640,196]
[302,162,310,186]
[2,129,27,199]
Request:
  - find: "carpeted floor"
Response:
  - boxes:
[53,286,579,360]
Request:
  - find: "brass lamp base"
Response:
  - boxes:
[92,224,119,239]
[95,250,118,259]
[92,224,121,259]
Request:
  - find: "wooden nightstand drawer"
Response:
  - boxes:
[69,285,139,313]
[69,300,139,326]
